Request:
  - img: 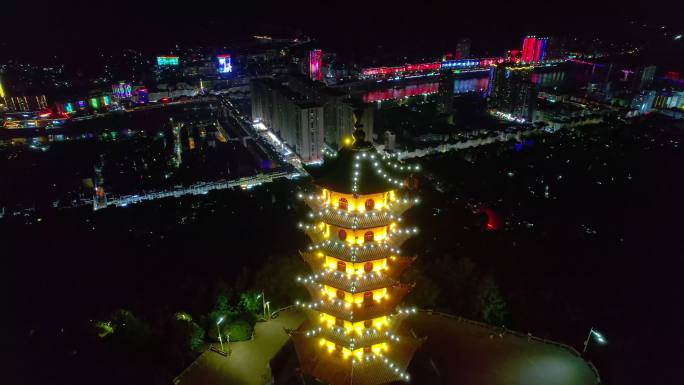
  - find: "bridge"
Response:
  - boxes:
[93,171,299,211]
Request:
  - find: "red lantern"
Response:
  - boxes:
[338,229,347,241]
[365,199,375,211]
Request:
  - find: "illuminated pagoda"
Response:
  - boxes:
[292,122,422,385]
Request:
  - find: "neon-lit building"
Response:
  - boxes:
[362,62,441,78]
[156,56,180,66]
[521,36,549,63]
[309,49,323,81]
[112,82,133,99]
[293,126,422,385]
[521,36,537,63]
[217,54,232,74]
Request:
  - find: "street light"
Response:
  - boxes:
[217,316,225,352]
[583,327,607,353]
[257,291,267,319]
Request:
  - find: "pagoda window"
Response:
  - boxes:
[337,261,346,272]
[364,231,374,243]
[364,346,372,354]
[364,319,372,328]
[338,229,347,241]
[365,198,375,211]
[363,291,373,306]
[336,290,345,300]
[335,318,344,327]
[339,197,348,211]
[364,262,373,273]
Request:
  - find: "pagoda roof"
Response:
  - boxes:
[308,241,398,263]
[302,270,398,293]
[305,133,409,195]
[299,284,414,322]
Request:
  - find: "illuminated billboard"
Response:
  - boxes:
[157,56,180,66]
[217,54,232,73]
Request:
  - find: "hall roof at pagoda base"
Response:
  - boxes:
[291,321,422,385]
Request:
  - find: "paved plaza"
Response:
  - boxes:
[174,308,598,385]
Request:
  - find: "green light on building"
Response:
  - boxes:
[103,95,110,106]
[65,103,74,113]
[89,98,99,109]
[157,56,180,66]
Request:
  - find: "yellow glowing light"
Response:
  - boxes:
[0,81,5,99]
[344,137,352,146]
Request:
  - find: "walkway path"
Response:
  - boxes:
[173,308,305,385]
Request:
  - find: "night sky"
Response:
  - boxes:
[3,0,683,64]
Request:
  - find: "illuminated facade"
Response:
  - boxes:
[292,127,422,385]
[309,49,323,81]
[217,54,232,74]
[521,36,548,63]
[156,56,180,66]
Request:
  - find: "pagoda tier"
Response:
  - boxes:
[299,270,398,294]
[291,320,422,385]
[298,310,413,349]
[302,193,417,219]
[306,241,401,263]
[300,251,415,278]
[311,209,399,229]
[300,224,418,249]
[298,283,414,322]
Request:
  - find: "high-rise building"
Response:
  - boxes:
[3,94,48,112]
[437,71,455,114]
[454,38,471,59]
[251,78,325,162]
[490,64,537,121]
[309,49,323,81]
[384,131,396,151]
[545,36,566,60]
[293,127,422,385]
[521,36,549,63]
[631,65,656,92]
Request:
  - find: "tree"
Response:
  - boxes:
[477,276,508,325]
[251,254,308,309]
[239,292,260,315]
